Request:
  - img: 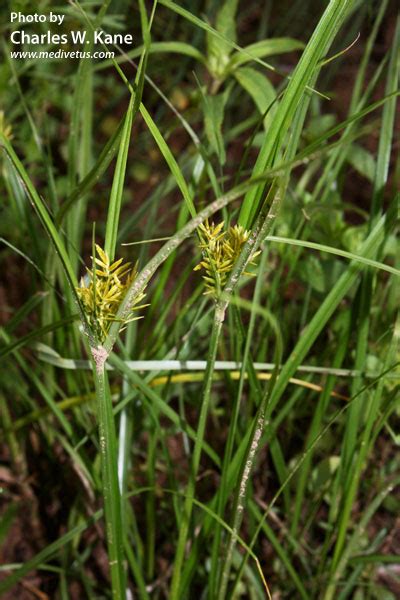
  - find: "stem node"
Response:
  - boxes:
[91,345,109,373]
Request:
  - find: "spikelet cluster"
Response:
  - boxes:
[76,245,146,342]
[194,220,259,298]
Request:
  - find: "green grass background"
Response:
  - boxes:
[0,0,399,598]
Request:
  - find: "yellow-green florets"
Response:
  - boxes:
[194,221,260,298]
[76,244,146,342]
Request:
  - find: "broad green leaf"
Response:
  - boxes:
[298,254,326,293]
[229,37,305,69]
[159,0,275,75]
[207,0,239,78]
[305,113,337,139]
[234,66,276,129]
[310,456,341,491]
[215,0,238,42]
[347,143,376,182]
[238,0,356,227]
[203,92,228,164]
[96,41,206,71]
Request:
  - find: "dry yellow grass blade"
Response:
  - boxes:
[149,371,349,400]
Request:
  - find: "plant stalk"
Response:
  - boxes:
[92,346,126,600]
[169,303,225,599]
[217,409,266,600]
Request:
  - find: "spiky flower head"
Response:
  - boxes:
[194,220,260,299]
[76,245,147,342]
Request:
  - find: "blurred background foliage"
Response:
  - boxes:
[0,0,399,598]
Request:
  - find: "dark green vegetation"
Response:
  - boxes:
[0,0,399,598]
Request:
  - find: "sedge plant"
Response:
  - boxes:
[1,1,399,599]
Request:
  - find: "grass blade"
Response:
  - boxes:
[238,0,355,227]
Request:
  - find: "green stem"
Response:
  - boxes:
[169,304,225,599]
[218,409,266,600]
[209,251,267,597]
[216,304,283,600]
[92,347,126,600]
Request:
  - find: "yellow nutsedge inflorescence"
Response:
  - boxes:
[194,220,260,298]
[76,244,147,343]
[0,111,13,141]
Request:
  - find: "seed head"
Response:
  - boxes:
[194,221,260,298]
[76,244,147,342]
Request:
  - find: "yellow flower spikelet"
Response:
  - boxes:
[77,245,146,342]
[194,221,260,298]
